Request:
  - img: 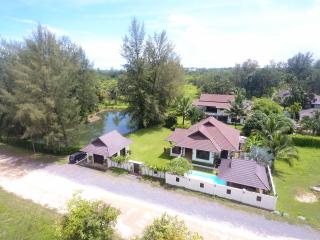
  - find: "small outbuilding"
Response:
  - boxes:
[82,130,132,167]
[218,158,271,194]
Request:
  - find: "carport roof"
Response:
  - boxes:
[82,130,132,157]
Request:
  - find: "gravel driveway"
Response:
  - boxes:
[0,153,319,240]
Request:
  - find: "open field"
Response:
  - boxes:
[0,188,60,240]
[274,146,320,228]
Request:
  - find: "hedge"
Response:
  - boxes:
[292,134,320,148]
[0,137,80,155]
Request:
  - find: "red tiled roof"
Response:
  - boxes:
[82,130,132,157]
[218,159,271,191]
[193,94,235,110]
[166,117,240,152]
[299,108,320,119]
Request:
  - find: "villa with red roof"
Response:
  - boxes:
[193,93,245,124]
[166,116,241,168]
[82,130,132,166]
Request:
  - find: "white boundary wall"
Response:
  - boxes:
[106,159,165,179]
[165,173,277,210]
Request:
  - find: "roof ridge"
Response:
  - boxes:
[198,125,221,152]
[208,117,238,150]
[255,165,270,190]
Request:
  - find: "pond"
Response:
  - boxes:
[76,111,136,145]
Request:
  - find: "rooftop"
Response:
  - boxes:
[193,94,235,109]
[218,158,271,191]
[166,117,240,152]
[82,130,132,157]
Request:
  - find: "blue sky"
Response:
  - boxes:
[1,0,320,69]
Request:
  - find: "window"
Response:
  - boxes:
[226,189,231,194]
[206,106,217,113]
[200,183,204,188]
[176,177,180,182]
[196,150,210,160]
[172,146,181,154]
[256,196,262,202]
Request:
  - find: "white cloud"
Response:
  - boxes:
[77,37,124,69]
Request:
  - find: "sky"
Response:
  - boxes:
[1,0,320,69]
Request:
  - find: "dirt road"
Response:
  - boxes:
[0,152,319,240]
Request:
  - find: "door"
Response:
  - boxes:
[133,163,140,174]
[93,154,104,164]
[221,150,229,159]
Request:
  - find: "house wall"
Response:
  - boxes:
[169,147,215,165]
[165,173,277,211]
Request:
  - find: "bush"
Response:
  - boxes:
[112,155,128,164]
[188,107,205,124]
[167,157,192,176]
[164,114,177,129]
[141,213,202,240]
[292,134,320,148]
[57,194,120,240]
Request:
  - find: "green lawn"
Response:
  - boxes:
[182,83,200,100]
[274,146,320,228]
[0,188,60,240]
[127,126,173,169]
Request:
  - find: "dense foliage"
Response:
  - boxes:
[167,157,193,176]
[141,213,202,240]
[0,25,98,152]
[57,195,120,240]
[120,19,183,128]
[300,111,320,135]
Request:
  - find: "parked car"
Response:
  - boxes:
[69,151,87,164]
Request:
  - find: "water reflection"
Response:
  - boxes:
[77,111,136,145]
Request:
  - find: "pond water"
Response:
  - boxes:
[76,111,136,145]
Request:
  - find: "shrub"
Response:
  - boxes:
[57,194,120,240]
[188,107,205,124]
[112,155,128,164]
[141,213,203,240]
[164,114,177,129]
[167,157,192,176]
[292,134,320,148]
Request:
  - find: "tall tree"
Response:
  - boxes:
[0,25,98,151]
[121,18,183,128]
[287,52,313,82]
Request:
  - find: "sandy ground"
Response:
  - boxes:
[0,153,319,240]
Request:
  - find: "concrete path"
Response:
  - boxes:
[0,153,319,240]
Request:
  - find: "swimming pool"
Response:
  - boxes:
[189,170,226,186]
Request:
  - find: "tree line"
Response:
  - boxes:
[189,53,320,104]
[0,25,99,152]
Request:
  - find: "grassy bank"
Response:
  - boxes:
[0,188,60,240]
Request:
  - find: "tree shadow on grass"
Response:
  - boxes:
[158,152,173,161]
[272,168,288,180]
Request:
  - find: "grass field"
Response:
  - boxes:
[127,126,173,169]
[274,146,320,228]
[0,143,68,164]
[0,188,60,240]
[182,84,200,100]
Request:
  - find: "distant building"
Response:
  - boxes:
[193,93,245,124]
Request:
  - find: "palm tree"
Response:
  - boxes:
[256,115,298,167]
[226,100,245,126]
[175,96,192,126]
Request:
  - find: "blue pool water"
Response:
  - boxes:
[189,170,226,186]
